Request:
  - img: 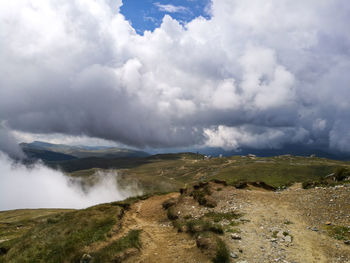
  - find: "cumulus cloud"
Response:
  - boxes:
[204,125,309,150]
[0,151,141,211]
[0,0,350,153]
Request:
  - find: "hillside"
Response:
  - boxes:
[1,182,350,262]
[1,154,350,262]
[20,141,149,161]
[67,154,350,193]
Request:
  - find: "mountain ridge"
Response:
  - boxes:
[20,141,150,161]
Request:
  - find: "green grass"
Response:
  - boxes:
[192,186,212,205]
[229,221,240,227]
[225,228,240,233]
[212,238,230,263]
[0,204,122,263]
[272,231,279,238]
[302,179,350,189]
[92,229,142,262]
[186,220,224,235]
[0,209,73,243]
[112,192,171,210]
[325,225,350,241]
[169,215,225,235]
[172,219,186,232]
[65,155,350,194]
[334,167,350,181]
[203,212,242,223]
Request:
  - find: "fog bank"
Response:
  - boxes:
[0,152,141,211]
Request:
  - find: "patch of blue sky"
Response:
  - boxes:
[120,0,211,34]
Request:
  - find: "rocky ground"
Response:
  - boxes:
[111,182,350,263]
[221,184,350,263]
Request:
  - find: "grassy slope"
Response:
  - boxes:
[0,209,73,242]
[68,155,350,192]
[1,155,350,262]
[0,204,124,263]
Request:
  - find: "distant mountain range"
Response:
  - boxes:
[20,141,150,161]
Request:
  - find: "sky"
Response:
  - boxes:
[1,0,350,157]
[120,0,211,34]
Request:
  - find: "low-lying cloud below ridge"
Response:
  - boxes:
[0,152,141,211]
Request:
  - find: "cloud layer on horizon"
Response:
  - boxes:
[0,151,141,210]
[1,0,350,153]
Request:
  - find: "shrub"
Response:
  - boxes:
[167,206,179,220]
[232,181,248,189]
[334,167,349,181]
[302,180,329,189]
[272,231,278,238]
[212,239,230,263]
[162,198,177,209]
[172,220,186,232]
[302,181,313,189]
[192,185,212,205]
[325,225,350,240]
[186,220,223,235]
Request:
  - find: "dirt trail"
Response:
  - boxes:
[215,185,350,263]
[231,190,329,262]
[123,193,210,263]
[103,185,350,263]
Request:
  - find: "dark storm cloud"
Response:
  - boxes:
[0,0,350,153]
[0,123,25,159]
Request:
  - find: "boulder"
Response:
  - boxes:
[284,235,292,243]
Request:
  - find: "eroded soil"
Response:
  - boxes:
[104,184,350,263]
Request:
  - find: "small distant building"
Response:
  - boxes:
[247,154,256,159]
[219,154,223,158]
[204,155,212,160]
[310,154,316,158]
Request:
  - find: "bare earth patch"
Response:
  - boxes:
[117,183,350,263]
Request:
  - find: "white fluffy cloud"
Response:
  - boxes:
[0,151,141,210]
[1,0,350,152]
